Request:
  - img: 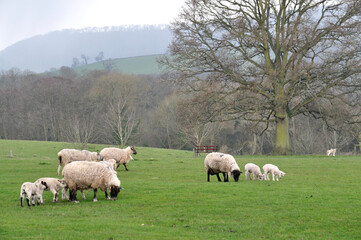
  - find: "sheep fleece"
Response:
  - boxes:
[62,161,120,192]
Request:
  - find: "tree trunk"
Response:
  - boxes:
[273,111,291,155]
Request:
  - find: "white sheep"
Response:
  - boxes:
[100,146,137,171]
[57,149,102,175]
[327,148,337,156]
[35,178,67,203]
[244,163,263,181]
[20,181,48,207]
[262,164,286,181]
[62,161,122,203]
[69,159,117,201]
[204,152,242,182]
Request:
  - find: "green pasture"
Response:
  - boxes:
[0,140,360,239]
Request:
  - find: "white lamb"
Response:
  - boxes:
[100,146,137,171]
[262,164,286,181]
[35,178,67,203]
[204,152,242,182]
[327,148,337,156]
[62,161,122,203]
[57,149,103,175]
[244,163,263,181]
[20,181,48,207]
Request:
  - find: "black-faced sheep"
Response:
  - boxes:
[100,146,137,171]
[20,181,48,207]
[57,149,102,175]
[62,161,122,203]
[204,152,242,182]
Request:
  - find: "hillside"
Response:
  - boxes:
[0,25,172,73]
[73,54,163,75]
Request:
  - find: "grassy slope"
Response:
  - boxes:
[0,140,360,239]
[74,54,162,75]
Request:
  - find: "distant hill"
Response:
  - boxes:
[69,54,163,75]
[0,25,172,73]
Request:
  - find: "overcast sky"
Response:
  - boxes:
[0,0,185,51]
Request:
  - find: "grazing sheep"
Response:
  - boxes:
[67,159,117,201]
[100,146,137,171]
[62,161,122,203]
[20,181,48,207]
[35,178,67,203]
[262,164,286,181]
[204,152,242,182]
[244,163,263,181]
[57,149,102,175]
[327,148,337,156]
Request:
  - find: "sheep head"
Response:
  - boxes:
[131,146,137,155]
[232,170,241,182]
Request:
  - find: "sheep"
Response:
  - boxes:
[244,163,263,181]
[262,164,286,181]
[57,149,102,175]
[327,148,337,156]
[20,181,48,207]
[67,159,117,201]
[204,152,242,182]
[34,178,67,203]
[62,161,122,203]
[100,146,137,171]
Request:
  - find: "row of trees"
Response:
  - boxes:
[0,68,359,154]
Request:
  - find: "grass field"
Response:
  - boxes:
[73,54,162,75]
[0,140,360,239]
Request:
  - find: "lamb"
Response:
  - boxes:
[100,146,137,171]
[262,164,286,181]
[35,178,67,203]
[204,152,242,182]
[20,181,48,207]
[244,163,263,181]
[62,161,122,203]
[327,148,337,156]
[57,149,103,175]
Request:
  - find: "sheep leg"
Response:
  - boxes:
[31,195,36,206]
[223,173,229,182]
[20,197,24,207]
[272,173,275,181]
[70,189,79,203]
[116,163,121,170]
[93,189,98,202]
[123,163,129,171]
[62,187,69,200]
[57,165,61,176]
[53,192,58,202]
[216,173,222,182]
[207,170,211,182]
[27,197,31,207]
[81,190,86,200]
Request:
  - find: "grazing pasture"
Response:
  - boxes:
[0,140,360,239]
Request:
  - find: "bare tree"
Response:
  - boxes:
[160,0,361,154]
[95,51,105,62]
[81,54,89,65]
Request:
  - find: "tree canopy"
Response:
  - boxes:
[161,0,361,154]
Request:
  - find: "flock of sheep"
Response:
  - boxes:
[20,146,288,207]
[204,152,286,182]
[20,146,137,207]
